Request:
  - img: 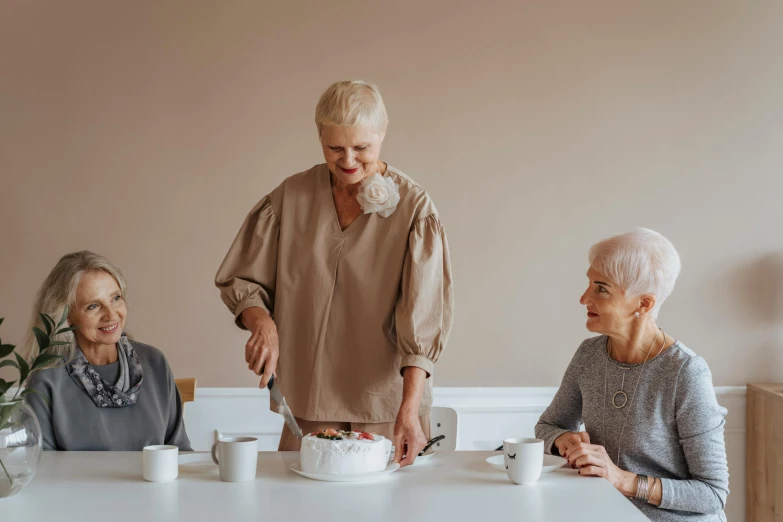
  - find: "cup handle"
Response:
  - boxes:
[211,441,219,465]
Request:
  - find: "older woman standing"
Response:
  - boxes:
[26,251,191,451]
[216,80,453,465]
[535,229,729,521]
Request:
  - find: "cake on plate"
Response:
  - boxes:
[300,429,392,475]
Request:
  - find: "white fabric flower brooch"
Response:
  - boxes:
[356,173,400,218]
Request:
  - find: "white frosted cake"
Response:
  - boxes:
[300,429,392,475]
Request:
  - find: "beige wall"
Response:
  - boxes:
[1,0,782,387]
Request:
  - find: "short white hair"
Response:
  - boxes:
[314,80,388,135]
[588,228,681,318]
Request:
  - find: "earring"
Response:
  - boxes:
[634,312,640,318]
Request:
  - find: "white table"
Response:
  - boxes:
[4,452,649,521]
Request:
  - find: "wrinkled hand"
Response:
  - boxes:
[564,442,631,491]
[240,307,279,388]
[554,431,591,464]
[393,410,427,468]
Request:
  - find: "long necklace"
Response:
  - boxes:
[608,332,658,409]
[601,328,667,466]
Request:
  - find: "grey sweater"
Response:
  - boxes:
[535,336,729,521]
[26,340,192,451]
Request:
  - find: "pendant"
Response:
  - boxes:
[612,390,628,409]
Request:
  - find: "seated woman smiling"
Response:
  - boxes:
[535,229,728,521]
[25,251,191,451]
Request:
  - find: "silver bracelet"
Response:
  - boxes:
[635,474,650,502]
[648,478,658,504]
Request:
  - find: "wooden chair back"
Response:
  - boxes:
[175,377,197,404]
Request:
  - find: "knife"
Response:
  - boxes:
[267,375,304,440]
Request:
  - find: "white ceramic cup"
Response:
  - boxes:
[142,445,179,482]
[211,436,258,482]
[503,438,544,485]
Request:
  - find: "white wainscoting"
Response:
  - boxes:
[185,386,746,522]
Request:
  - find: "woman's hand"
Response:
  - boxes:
[240,307,279,388]
[554,431,591,460]
[393,409,427,468]
[393,367,428,467]
[564,442,637,495]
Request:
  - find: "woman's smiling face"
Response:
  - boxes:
[579,266,636,335]
[320,124,385,186]
[70,270,127,351]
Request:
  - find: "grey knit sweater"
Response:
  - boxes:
[535,336,729,521]
[26,340,191,451]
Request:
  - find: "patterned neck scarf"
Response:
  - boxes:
[66,333,144,408]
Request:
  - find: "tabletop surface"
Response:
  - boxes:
[4,451,649,521]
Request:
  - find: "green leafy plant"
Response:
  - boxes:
[0,308,74,485]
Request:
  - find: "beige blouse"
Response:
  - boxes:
[216,164,454,423]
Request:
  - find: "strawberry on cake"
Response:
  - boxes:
[300,429,392,475]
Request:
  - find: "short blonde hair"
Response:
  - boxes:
[315,80,388,135]
[22,251,127,360]
[588,228,681,318]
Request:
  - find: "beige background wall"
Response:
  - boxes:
[2,0,782,387]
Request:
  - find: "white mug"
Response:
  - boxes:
[211,436,258,482]
[503,438,544,485]
[142,445,179,482]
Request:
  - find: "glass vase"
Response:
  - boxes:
[0,397,42,498]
